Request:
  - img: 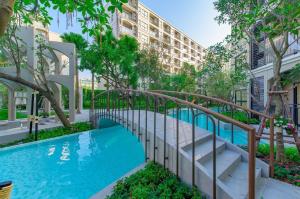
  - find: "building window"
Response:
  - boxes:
[141,34,148,43]
[139,8,148,18]
[251,76,264,113]
[139,20,148,32]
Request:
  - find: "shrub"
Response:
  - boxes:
[221,111,259,124]
[107,162,203,199]
[257,144,300,163]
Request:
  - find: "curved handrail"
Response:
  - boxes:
[92,88,269,198]
[96,89,255,131]
[150,90,272,119]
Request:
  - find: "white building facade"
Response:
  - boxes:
[109,0,205,73]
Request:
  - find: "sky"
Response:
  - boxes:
[50,0,230,48]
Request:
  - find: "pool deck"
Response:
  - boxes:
[0,110,90,145]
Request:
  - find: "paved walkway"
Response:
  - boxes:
[0,110,90,145]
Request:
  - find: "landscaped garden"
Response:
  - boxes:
[107,162,203,199]
[0,0,300,198]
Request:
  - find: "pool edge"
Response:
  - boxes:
[90,163,146,199]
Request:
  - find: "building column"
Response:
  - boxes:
[79,87,83,112]
[8,88,16,121]
[69,84,75,122]
[44,99,51,114]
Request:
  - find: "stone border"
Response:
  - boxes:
[90,163,146,199]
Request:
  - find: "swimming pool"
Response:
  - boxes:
[0,125,144,199]
[169,109,255,145]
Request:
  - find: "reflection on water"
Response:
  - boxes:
[48,145,56,156]
[60,142,70,161]
[0,125,144,199]
[77,133,92,162]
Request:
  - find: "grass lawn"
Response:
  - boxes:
[0,109,27,120]
[107,162,203,199]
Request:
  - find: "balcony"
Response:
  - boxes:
[150,15,159,27]
[163,23,171,34]
[183,37,189,45]
[120,26,136,37]
[124,0,138,10]
[174,42,181,49]
[149,30,159,39]
[122,12,137,22]
[175,31,181,40]
[163,37,171,44]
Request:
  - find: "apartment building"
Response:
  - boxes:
[249,35,300,127]
[110,0,205,73]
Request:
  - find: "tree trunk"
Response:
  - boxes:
[0,0,15,37]
[91,72,95,113]
[273,57,285,162]
[43,91,71,127]
[75,60,81,114]
[0,72,71,127]
[275,127,285,162]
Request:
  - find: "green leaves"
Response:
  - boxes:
[12,0,127,37]
[107,162,203,199]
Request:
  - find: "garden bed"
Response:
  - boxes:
[107,162,204,199]
[242,144,300,187]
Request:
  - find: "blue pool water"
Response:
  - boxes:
[170,109,253,145]
[0,125,144,199]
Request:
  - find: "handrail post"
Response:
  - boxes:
[163,101,167,168]
[269,116,275,177]
[145,96,149,162]
[191,109,195,187]
[248,129,256,199]
[153,98,157,163]
[176,106,180,177]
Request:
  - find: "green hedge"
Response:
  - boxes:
[0,109,27,120]
[221,111,259,124]
[107,162,203,199]
[0,122,93,148]
[257,144,300,163]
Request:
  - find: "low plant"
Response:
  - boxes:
[256,144,300,163]
[221,111,259,124]
[107,162,203,199]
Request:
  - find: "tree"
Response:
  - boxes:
[0,0,128,37]
[136,45,162,90]
[0,0,127,127]
[171,62,197,92]
[81,32,139,90]
[199,40,248,99]
[0,22,70,126]
[61,32,88,114]
[214,0,300,161]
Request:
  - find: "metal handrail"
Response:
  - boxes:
[150,90,276,177]
[91,88,271,199]
[151,90,271,119]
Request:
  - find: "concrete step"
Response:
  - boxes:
[220,162,262,199]
[182,136,225,160]
[199,149,242,178]
[256,178,300,199]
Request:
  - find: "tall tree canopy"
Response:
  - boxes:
[80,31,139,89]
[0,0,128,37]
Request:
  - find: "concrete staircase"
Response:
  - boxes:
[101,110,300,199]
[181,134,300,199]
